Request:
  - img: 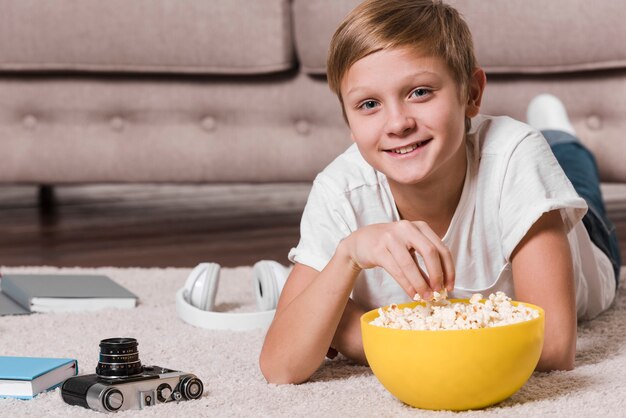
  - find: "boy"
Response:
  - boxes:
[259,0,619,384]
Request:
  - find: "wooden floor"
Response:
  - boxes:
[0,184,310,268]
[1,183,625,268]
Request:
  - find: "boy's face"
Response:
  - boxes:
[340,47,482,187]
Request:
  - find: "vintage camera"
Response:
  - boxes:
[61,338,203,413]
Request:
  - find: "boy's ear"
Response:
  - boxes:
[465,68,487,118]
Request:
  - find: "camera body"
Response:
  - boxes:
[61,366,203,412]
[61,338,203,413]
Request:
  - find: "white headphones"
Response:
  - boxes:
[175,260,289,331]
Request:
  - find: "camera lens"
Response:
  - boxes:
[96,337,143,378]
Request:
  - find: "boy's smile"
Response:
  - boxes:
[340,47,472,190]
[384,138,433,158]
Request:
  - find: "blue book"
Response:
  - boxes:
[0,356,78,399]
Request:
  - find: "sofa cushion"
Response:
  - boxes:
[481,72,626,183]
[449,0,626,74]
[293,0,360,75]
[0,0,294,75]
[294,0,626,75]
[0,73,351,183]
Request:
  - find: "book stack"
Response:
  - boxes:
[0,356,78,399]
[0,274,138,315]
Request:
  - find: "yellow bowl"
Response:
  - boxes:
[360,299,544,411]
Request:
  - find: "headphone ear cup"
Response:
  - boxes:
[200,263,220,311]
[253,260,289,311]
[184,263,209,305]
[185,263,220,311]
[255,273,277,311]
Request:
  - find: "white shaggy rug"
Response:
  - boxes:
[0,265,624,418]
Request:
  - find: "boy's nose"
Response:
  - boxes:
[385,106,416,137]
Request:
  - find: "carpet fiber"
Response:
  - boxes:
[0,266,624,417]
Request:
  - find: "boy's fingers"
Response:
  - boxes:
[442,251,455,291]
[412,222,455,291]
[379,249,418,298]
[405,233,445,293]
[387,240,431,299]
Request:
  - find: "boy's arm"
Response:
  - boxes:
[511,209,577,371]
[260,221,454,384]
[259,250,361,385]
[331,296,368,365]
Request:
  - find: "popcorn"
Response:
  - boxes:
[371,291,539,331]
[413,288,448,303]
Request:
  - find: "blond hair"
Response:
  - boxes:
[327,0,477,115]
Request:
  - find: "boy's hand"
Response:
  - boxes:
[340,220,455,300]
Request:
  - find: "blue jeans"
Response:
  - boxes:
[543,130,622,284]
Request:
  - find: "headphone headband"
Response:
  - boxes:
[176,288,276,331]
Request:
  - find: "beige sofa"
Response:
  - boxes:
[0,0,625,192]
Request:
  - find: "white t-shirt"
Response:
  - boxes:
[288,115,615,320]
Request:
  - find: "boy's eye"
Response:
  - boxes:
[358,100,379,110]
[410,88,431,99]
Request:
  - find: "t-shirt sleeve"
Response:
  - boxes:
[288,178,355,272]
[498,131,588,261]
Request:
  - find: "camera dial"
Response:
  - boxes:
[179,376,204,400]
[157,383,172,402]
[103,388,124,412]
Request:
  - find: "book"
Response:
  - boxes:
[0,274,138,313]
[0,291,29,316]
[0,356,78,399]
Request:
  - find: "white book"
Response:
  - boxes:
[31,297,137,312]
[0,274,138,313]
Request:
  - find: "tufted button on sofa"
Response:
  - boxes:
[0,0,625,209]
